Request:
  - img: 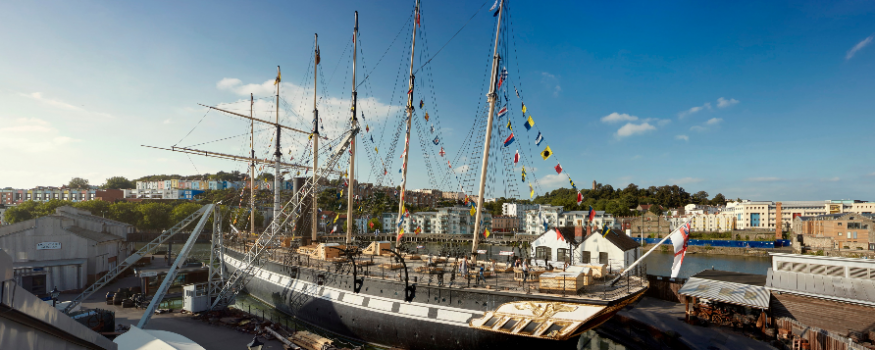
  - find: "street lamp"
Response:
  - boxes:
[50,286,60,307]
[246,336,264,350]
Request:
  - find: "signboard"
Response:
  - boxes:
[499,251,515,256]
[477,250,487,254]
[36,242,61,250]
[140,271,159,278]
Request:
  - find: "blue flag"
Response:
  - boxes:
[535,132,543,145]
[503,133,515,147]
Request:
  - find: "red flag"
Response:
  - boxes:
[555,228,564,241]
[577,191,583,204]
[415,12,420,26]
[514,150,519,164]
[439,147,446,157]
[554,163,563,174]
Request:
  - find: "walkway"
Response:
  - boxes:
[619,297,776,350]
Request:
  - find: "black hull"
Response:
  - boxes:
[224,251,641,350]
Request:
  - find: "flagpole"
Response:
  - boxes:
[312,33,320,242]
[250,93,256,237]
[396,0,419,251]
[274,66,282,239]
[347,11,358,244]
[471,0,503,260]
[610,219,691,285]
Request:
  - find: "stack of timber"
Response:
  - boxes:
[539,270,591,294]
[361,241,391,256]
[290,331,336,350]
[297,243,346,260]
[414,266,444,273]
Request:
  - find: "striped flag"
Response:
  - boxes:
[670,221,692,278]
[503,133,515,147]
[497,107,507,118]
[535,132,543,145]
[514,150,519,164]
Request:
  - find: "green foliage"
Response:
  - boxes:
[102,176,135,189]
[648,204,662,216]
[710,193,727,206]
[72,200,111,217]
[367,217,382,231]
[136,202,173,231]
[67,177,90,189]
[170,203,203,224]
[109,202,142,225]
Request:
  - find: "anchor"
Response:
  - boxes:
[382,248,416,302]
[328,246,364,293]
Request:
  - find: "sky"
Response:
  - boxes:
[1,0,874,201]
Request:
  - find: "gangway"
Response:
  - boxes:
[63,204,213,314]
[210,126,359,310]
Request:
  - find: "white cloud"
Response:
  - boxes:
[601,112,638,123]
[453,165,470,174]
[19,92,113,119]
[675,134,689,141]
[540,72,561,97]
[162,118,173,124]
[716,97,739,108]
[217,78,243,90]
[690,125,707,132]
[656,119,671,127]
[541,72,556,79]
[670,177,703,185]
[747,177,782,182]
[616,122,656,138]
[0,117,80,154]
[537,173,566,187]
[678,102,711,119]
[846,35,873,60]
[706,117,723,125]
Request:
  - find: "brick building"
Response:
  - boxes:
[792,212,875,250]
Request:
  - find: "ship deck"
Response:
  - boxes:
[226,243,648,304]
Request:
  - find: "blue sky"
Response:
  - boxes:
[1,0,874,201]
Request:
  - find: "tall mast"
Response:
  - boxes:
[396,0,419,249]
[471,0,503,257]
[274,66,282,237]
[311,34,320,242]
[250,93,256,235]
[346,12,358,244]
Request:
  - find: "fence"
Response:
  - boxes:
[775,317,866,350]
[631,237,786,249]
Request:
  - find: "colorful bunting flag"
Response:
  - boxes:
[439,147,446,157]
[535,132,543,145]
[497,106,507,118]
[419,100,424,109]
[521,166,526,182]
[470,205,476,216]
[514,150,519,164]
[540,146,552,160]
[554,163,563,174]
[498,67,507,89]
[432,136,440,145]
[366,124,369,132]
[522,103,526,114]
[529,183,534,198]
[503,133,515,147]
[506,120,512,130]
[577,191,583,204]
[274,66,281,85]
[430,125,435,133]
[484,228,491,238]
[525,116,535,130]
[424,112,430,122]
[515,86,520,99]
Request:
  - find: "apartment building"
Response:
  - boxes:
[523,205,616,235]
[725,200,875,231]
[793,213,875,249]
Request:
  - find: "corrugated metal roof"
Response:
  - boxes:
[64,226,123,243]
[766,269,875,307]
[678,276,771,309]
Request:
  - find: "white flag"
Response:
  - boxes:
[668,221,692,278]
[489,0,498,11]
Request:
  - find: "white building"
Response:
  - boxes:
[683,204,723,215]
[523,205,616,235]
[381,207,492,235]
[669,213,736,232]
[577,230,641,273]
[725,200,875,231]
[0,206,133,293]
[502,203,537,232]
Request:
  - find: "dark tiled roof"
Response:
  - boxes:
[692,269,766,286]
[556,227,578,245]
[603,231,640,251]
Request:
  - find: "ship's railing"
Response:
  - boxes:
[224,244,647,301]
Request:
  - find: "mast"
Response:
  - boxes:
[396,0,419,250]
[312,34,320,242]
[274,66,282,238]
[471,0,503,257]
[250,94,256,236]
[346,12,358,244]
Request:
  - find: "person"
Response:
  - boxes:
[522,259,529,286]
[490,259,496,275]
[478,264,485,286]
[427,254,434,268]
[449,259,457,288]
[460,256,468,281]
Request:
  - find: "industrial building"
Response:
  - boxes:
[0,206,133,293]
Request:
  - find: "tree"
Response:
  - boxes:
[109,202,141,225]
[73,200,111,217]
[103,176,135,189]
[368,217,382,232]
[170,203,203,224]
[3,201,39,224]
[692,191,709,205]
[68,177,90,189]
[648,203,662,216]
[137,202,173,231]
[35,199,73,217]
[711,193,727,206]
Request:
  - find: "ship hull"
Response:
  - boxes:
[223,251,643,350]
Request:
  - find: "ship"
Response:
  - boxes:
[167,1,651,348]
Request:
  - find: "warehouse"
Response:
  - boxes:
[0,206,133,294]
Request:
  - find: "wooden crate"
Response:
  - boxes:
[538,272,588,293]
[297,243,346,260]
[513,269,546,282]
[379,263,403,270]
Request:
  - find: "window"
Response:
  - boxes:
[535,246,552,261]
[557,248,570,263]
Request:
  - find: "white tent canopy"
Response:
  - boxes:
[114,326,205,350]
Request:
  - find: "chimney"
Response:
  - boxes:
[775,202,782,239]
[592,180,596,191]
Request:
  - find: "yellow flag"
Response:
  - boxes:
[522,104,527,114]
[274,66,281,85]
[540,146,553,160]
[526,115,535,128]
[333,215,339,223]
[397,228,404,240]
[529,183,534,198]
[484,228,491,238]
[470,206,476,216]
[375,147,379,153]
